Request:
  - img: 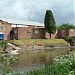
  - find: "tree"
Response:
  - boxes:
[44,10,56,39]
[58,23,75,29]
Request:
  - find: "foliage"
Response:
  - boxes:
[0,41,18,75]
[12,49,75,75]
[44,10,56,39]
[64,36,75,46]
[0,40,74,75]
[10,39,69,46]
[56,25,60,29]
[25,50,75,75]
[0,40,8,49]
[0,51,18,75]
[58,23,75,29]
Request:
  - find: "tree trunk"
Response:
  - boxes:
[49,33,51,39]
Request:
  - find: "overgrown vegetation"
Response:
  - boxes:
[0,41,8,49]
[0,40,74,75]
[10,39,69,46]
[57,23,75,29]
[4,48,75,75]
[25,49,75,75]
[0,41,18,75]
[0,47,18,75]
[64,36,75,46]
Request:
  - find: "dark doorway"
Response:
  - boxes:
[10,31,14,40]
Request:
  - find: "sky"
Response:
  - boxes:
[0,0,74,25]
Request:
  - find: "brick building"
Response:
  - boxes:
[0,18,45,40]
[12,26,45,39]
[45,29,75,39]
[0,18,75,40]
[0,20,12,40]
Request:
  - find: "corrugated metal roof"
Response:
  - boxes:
[0,18,44,27]
[12,24,28,27]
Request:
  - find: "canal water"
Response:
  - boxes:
[11,47,73,73]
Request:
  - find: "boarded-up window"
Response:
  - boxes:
[34,30,39,34]
[27,30,32,34]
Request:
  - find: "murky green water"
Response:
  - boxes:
[0,47,74,74]
[12,47,73,73]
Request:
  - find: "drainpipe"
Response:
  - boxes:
[16,24,18,40]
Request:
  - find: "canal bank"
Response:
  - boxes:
[9,39,70,50]
[0,39,75,75]
[11,47,73,74]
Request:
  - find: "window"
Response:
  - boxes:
[34,30,39,34]
[70,29,73,32]
[27,30,32,34]
[0,26,4,30]
[14,30,17,34]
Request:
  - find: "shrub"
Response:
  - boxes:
[64,36,75,46]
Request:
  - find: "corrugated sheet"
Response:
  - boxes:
[0,18,44,27]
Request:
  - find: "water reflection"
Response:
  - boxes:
[13,48,71,73]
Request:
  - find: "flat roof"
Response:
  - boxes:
[0,18,44,27]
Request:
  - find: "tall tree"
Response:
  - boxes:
[44,10,56,39]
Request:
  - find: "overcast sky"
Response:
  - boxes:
[0,0,74,25]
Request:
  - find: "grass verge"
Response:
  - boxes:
[10,39,69,46]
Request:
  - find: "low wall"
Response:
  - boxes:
[19,44,70,50]
[11,39,70,50]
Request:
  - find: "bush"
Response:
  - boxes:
[0,41,8,49]
[64,36,75,46]
[26,50,75,75]
[58,23,75,29]
[1,47,75,75]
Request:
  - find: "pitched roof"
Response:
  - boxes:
[0,18,44,27]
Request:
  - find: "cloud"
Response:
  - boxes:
[0,0,74,25]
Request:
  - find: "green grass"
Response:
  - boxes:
[10,39,69,46]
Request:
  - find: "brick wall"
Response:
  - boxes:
[4,23,12,40]
[0,19,74,40]
[12,26,46,39]
[45,31,58,39]
[45,29,70,39]
[69,29,75,36]
[32,28,45,39]
[0,20,12,40]
[12,25,35,39]
[12,26,75,39]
